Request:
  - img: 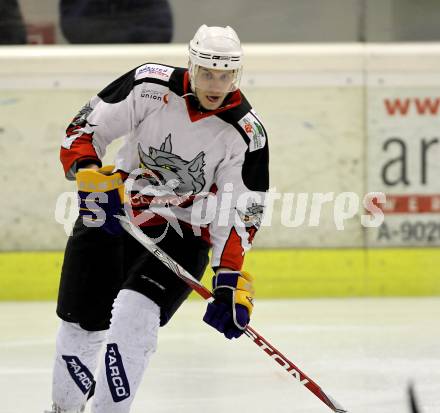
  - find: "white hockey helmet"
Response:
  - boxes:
[188,24,243,93]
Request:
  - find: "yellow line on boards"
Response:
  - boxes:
[0,249,439,300]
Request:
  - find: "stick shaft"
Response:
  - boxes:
[117,215,347,412]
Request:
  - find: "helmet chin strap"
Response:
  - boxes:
[182,91,206,112]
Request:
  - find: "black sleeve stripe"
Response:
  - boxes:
[243,145,269,192]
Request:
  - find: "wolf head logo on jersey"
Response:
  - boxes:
[236,202,264,229]
[236,202,264,245]
[137,134,206,196]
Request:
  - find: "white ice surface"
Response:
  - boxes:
[1,298,439,413]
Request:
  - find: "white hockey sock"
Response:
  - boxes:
[52,321,106,411]
[91,289,160,413]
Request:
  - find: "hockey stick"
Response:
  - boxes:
[116,214,348,413]
[408,383,420,413]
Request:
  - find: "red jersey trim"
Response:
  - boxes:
[219,226,244,271]
[60,132,100,176]
[183,72,242,123]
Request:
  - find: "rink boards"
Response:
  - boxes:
[1,44,439,298]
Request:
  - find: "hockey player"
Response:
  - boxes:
[47,24,269,413]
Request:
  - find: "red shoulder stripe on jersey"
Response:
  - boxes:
[219,226,244,271]
[183,72,242,123]
[60,132,100,176]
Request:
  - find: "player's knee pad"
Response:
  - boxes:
[91,289,160,413]
[107,289,160,358]
[56,321,107,355]
[53,322,106,410]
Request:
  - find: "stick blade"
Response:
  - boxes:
[323,392,349,413]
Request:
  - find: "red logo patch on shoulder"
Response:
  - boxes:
[238,110,267,152]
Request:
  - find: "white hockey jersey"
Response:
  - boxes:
[61,63,269,270]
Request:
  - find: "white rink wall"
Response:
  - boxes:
[1,44,440,251]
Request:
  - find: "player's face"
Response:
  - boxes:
[194,68,235,110]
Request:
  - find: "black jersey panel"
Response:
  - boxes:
[98,63,184,103]
[168,67,186,96]
[98,68,138,103]
[216,95,269,192]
